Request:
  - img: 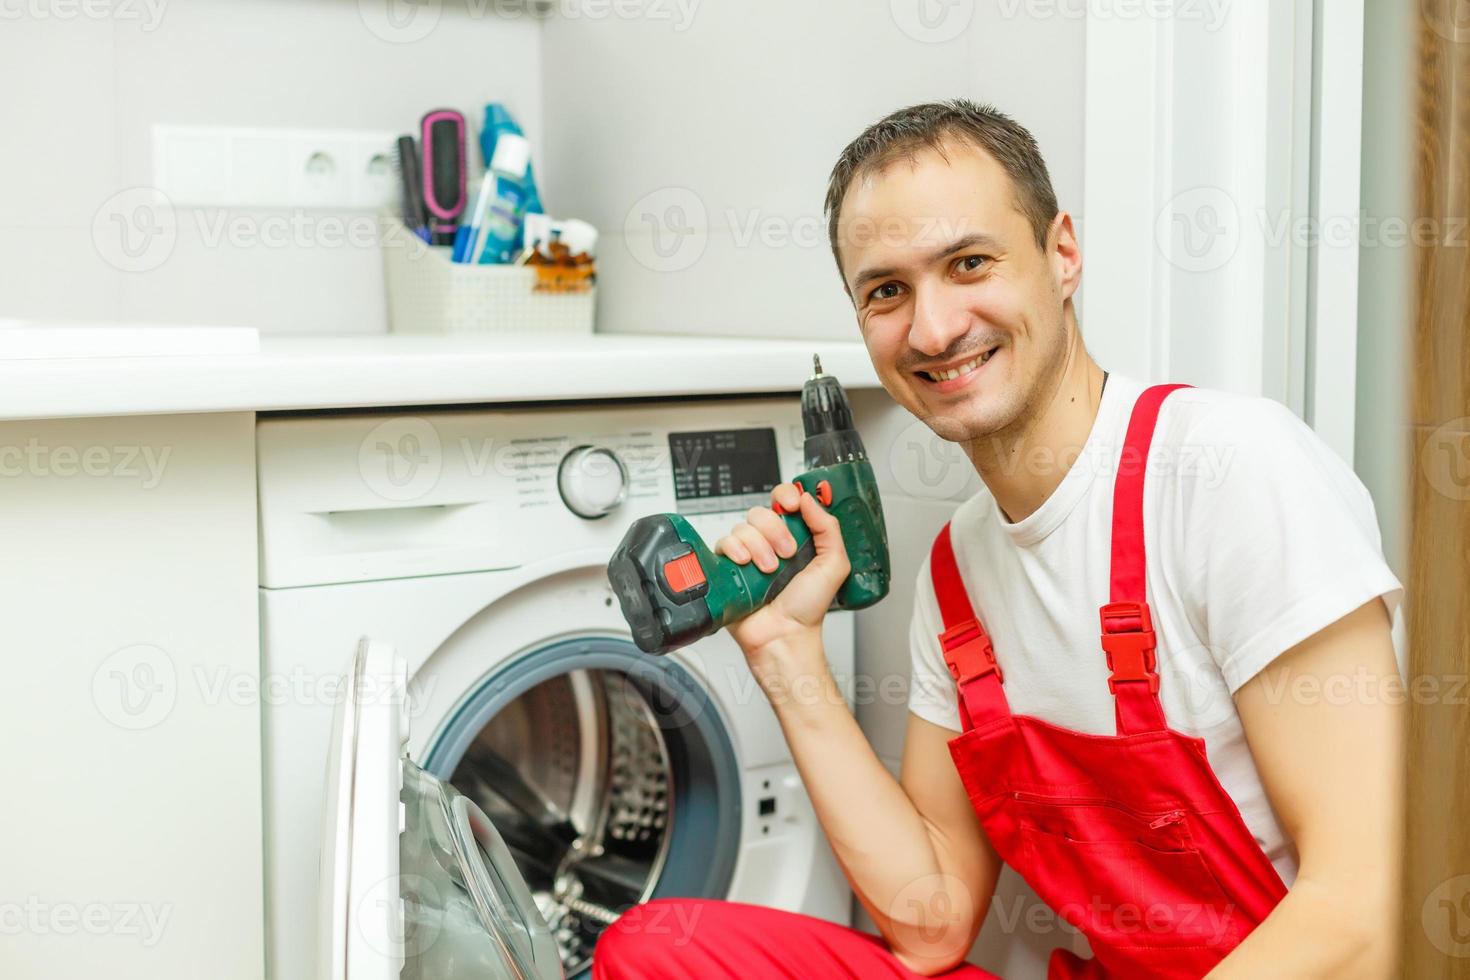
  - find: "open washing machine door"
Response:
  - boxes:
[319,638,564,980]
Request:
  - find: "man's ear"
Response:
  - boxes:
[1049,211,1082,301]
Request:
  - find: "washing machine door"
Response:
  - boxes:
[319,638,564,980]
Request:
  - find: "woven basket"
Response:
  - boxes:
[380,216,595,336]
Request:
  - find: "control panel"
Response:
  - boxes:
[256,397,805,588]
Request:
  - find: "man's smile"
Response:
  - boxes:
[914,344,1000,392]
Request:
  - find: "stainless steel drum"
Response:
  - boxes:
[425,639,741,979]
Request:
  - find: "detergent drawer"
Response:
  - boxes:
[256,397,804,588]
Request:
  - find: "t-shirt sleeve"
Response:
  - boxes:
[1176,396,1404,693]
[907,551,964,732]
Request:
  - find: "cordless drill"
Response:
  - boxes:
[607,355,891,655]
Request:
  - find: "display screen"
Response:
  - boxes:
[668,428,782,514]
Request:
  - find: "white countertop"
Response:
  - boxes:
[0,332,883,421]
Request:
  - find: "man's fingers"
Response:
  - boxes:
[748,505,798,559]
[771,482,801,513]
[734,523,780,573]
[801,491,849,567]
[722,490,846,578]
[714,534,750,563]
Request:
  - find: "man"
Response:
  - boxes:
[594,100,1404,978]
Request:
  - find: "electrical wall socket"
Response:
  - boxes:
[153,125,401,210]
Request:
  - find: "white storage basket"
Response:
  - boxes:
[380,216,595,336]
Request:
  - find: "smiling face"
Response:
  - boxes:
[836,138,1079,445]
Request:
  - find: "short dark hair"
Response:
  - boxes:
[823,99,1059,278]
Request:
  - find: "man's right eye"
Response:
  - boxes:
[868,282,902,304]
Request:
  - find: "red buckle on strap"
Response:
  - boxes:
[1099,601,1159,695]
[938,619,1003,685]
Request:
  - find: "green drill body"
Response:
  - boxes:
[608,356,892,655]
[668,457,889,632]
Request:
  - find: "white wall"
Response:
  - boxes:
[0,2,1085,343]
[1355,0,1412,576]
[0,0,543,334]
[540,1,1085,339]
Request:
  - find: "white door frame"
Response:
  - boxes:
[1079,0,1363,462]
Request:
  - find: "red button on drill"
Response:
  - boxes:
[662,551,706,593]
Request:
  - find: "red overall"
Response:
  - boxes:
[931,383,1288,977]
[594,385,1289,979]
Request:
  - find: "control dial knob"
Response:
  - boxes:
[557,445,629,519]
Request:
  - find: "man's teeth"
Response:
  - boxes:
[925,349,993,382]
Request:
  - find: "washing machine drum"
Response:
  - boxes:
[319,640,563,980]
[320,638,741,980]
[422,639,742,978]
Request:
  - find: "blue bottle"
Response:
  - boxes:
[467,133,531,265]
[480,104,543,252]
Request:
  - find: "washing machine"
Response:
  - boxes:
[257,395,856,980]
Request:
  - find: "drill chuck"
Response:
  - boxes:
[801,354,865,469]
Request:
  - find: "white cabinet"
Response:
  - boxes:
[0,412,263,980]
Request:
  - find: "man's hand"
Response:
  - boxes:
[711,481,851,691]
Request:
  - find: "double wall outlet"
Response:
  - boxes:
[152,125,402,209]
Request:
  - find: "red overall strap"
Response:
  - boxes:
[1103,383,1190,736]
[930,521,1011,731]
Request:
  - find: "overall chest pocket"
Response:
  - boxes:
[1012,797,1244,952]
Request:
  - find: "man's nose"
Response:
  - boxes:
[907,283,970,356]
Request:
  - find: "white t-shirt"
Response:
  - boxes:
[907,373,1405,886]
